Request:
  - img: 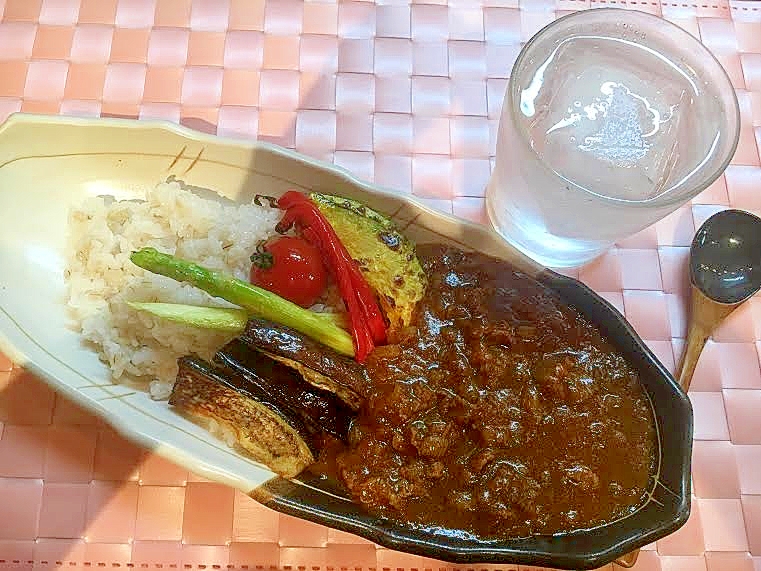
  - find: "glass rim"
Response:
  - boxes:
[506,8,741,208]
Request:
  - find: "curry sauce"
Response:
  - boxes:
[334,245,657,539]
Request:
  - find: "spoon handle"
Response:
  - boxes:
[677,285,738,392]
[677,325,711,392]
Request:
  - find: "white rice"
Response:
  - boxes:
[65,180,281,397]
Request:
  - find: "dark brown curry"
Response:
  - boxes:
[334,245,657,539]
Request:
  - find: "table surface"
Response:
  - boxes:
[1,1,760,570]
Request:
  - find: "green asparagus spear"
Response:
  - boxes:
[127,301,347,333]
[127,302,249,332]
[129,247,355,357]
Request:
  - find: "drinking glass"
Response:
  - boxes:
[485,9,740,268]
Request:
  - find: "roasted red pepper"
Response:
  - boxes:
[271,191,387,362]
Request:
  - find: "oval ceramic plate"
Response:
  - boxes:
[0,114,691,570]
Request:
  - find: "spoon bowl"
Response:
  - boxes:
[677,209,761,392]
[690,209,761,304]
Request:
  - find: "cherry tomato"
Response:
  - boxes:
[249,236,328,308]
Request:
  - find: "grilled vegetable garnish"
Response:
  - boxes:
[310,193,427,338]
[274,191,387,362]
[127,302,249,332]
[249,236,328,308]
[126,301,346,333]
[214,339,353,442]
[130,248,354,357]
[240,317,371,410]
[171,356,317,478]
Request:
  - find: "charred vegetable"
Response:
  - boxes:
[310,193,427,337]
[240,317,372,410]
[130,247,354,357]
[171,356,315,478]
[171,348,354,478]
[214,339,353,442]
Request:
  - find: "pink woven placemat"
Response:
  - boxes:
[0,1,760,570]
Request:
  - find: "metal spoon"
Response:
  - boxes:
[615,209,761,569]
[677,209,761,391]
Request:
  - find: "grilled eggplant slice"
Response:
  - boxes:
[264,355,364,411]
[240,318,372,409]
[171,356,316,478]
[214,339,353,442]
